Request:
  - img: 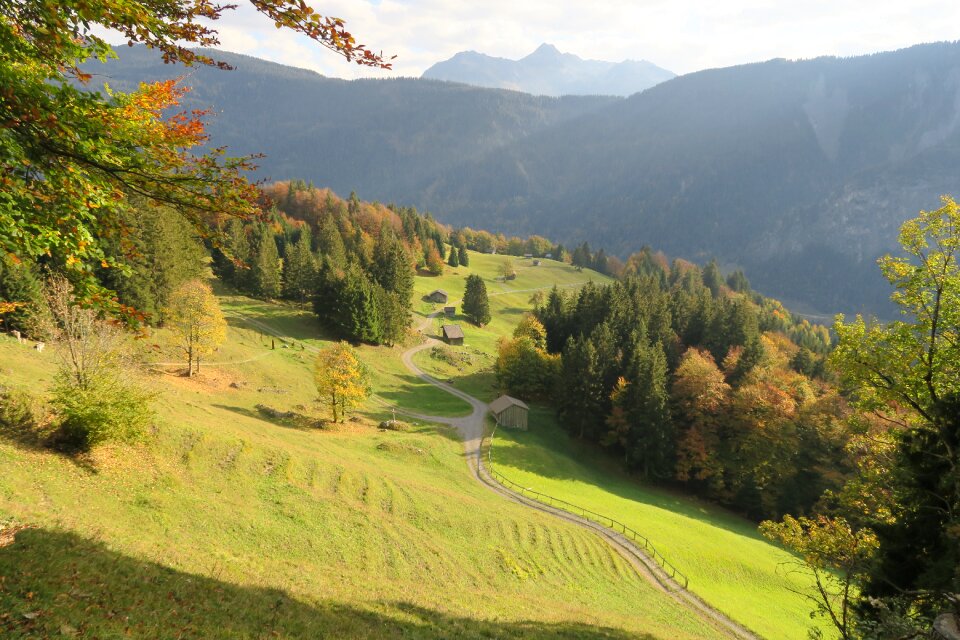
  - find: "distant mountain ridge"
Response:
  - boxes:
[422,43,676,96]
[86,42,960,317]
[82,46,620,203]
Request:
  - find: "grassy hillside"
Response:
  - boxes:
[0,288,713,639]
[489,412,828,640]
[411,251,613,403]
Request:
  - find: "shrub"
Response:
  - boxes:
[51,372,154,450]
[0,387,48,443]
[429,344,472,368]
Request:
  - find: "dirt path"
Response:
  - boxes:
[397,311,760,640]
[229,299,759,638]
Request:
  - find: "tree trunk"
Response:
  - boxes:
[331,392,339,422]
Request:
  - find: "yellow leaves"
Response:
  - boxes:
[313,342,371,421]
[0,301,26,315]
[166,280,227,362]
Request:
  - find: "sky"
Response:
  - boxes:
[186,0,960,79]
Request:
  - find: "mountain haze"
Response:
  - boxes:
[417,43,960,315]
[422,43,676,97]
[84,46,619,201]
[87,42,960,316]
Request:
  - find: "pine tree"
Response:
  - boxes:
[317,217,347,269]
[624,342,674,478]
[282,235,317,306]
[534,286,568,353]
[462,274,491,326]
[212,218,252,291]
[331,263,382,344]
[458,245,469,267]
[0,254,45,335]
[447,244,460,267]
[376,286,408,346]
[572,242,592,270]
[371,232,414,306]
[252,226,282,299]
[98,200,205,324]
[558,335,605,440]
[702,259,724,296]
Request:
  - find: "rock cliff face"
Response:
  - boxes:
[422,43,676,97]
[415,43,960,316]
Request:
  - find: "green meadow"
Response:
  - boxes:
[1,250,824,639]
[488,410,828,640]
[0,287,712,639]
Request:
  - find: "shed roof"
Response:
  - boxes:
[489,394,529,414]
[430,289,448,296]
[441,324,464,339]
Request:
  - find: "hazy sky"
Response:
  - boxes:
[197,0,959,78]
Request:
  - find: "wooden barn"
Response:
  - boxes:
[443,306,456,317]
[428,289,448,304]
[441,324,464,345]
[489,395,529,430]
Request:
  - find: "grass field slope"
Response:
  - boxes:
[0,278,714,638]
[410,252,614,403]
[489,414,828,640]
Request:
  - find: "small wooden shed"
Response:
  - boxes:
[428,289,448,304]
[443,306,456,317]
[441,324,464,345]
[490,395,529,430]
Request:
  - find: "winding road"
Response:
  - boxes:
[230,297,759,638]
[397,310,760,640]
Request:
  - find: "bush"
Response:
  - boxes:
[0,386,48,443]
[429,344,472,369]
[51,373,154,450]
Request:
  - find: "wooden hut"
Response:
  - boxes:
[428,289,448,304]
[441,324,464,345]
[443,306,456,317]
[490,395,529,430]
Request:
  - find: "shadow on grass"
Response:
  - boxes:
[493,407,768,539]
[0,402,99,474]
[0,528,651,640]
[378,373,473,420]
[211,404,320,431]
[445,370,498,404]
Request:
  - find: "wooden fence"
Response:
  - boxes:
[484,430,690,591]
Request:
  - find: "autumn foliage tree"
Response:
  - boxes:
[313,342,371,422]
[830,196,960,628]
[166,280,227,376]
[1,0,390,305]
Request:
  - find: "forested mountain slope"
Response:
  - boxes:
[85,46,619,205]
[91,42,960,315]
[418,42,960,315]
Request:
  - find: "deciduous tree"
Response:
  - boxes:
[832,196,960,625]
[314,341,371,422]
[1,0,389,302]
[166,280,227,376]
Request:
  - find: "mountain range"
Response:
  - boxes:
[421,43,676,97]
[84,42,960,316]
